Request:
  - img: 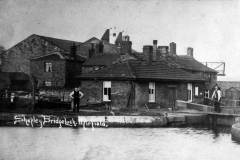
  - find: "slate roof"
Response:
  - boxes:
[83,37,101,43]
[37,35,81,51]
[78,60,205,81]
[130,61,205,81]
[80,62,135,80]
[83,54,120,66]
[166,55,217,73]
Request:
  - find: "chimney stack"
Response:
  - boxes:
[70,43,77,60]
[98,41,104,54]
[88,43,95,58]
[153,40,158,61]
[187,47,193,57]
[169,42,176,56]
[143,45,153,65]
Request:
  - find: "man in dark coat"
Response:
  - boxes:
[211,85,222,113]
[70,87,84,113]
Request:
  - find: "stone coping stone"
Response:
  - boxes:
[0,113,168,128]
[231,123,240,141]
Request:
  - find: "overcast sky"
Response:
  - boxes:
[0,0,240,81]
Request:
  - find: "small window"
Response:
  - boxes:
[194,86,199,96]
[45,62,52,72]
[103,81,111,101]
[204,90,210,98]
[187,83,193,102]
[94,66,100,71]
[44,81,52,87]
[149,82,155,103]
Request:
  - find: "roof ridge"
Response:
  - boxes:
[37,34,81,43]
[30,51,65,60]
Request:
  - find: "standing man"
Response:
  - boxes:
[70,87,84,113]
[211,84,222,113]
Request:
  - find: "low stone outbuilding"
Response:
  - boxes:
[77,41,217,110]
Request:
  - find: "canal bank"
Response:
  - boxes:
[0,111,231,128]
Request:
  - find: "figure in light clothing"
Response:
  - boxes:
[211,85,222,113]
[69,87,84,113]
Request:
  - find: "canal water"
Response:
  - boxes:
[0,127,240,160]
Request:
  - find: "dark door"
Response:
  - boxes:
[168,87,176,111]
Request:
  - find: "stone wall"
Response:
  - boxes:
[30,60,66,87]
[80,80,132,110]
[135,82,188,108]
[2,35,64,75]
[81,80,206,109]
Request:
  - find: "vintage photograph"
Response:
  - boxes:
[0,0,240,159]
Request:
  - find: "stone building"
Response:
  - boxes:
[77,40,217,110]
[30,51,85,88]
[1,34,82,75]
[218,81,240,106]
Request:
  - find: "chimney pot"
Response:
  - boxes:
[143,45,153,65]
[70,43,77,59]
[187,47,193,57]
[169,42,176,56]
[153,40,158,61]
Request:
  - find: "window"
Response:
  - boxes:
[44,81,52,87]
[194,86,199,96]
[94,66,100,71]
[45,62,52,72]
[149,82,155,103]
[103,81,111,101]
[187,83,193,102]
[204,90,210,98]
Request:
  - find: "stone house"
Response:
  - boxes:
[218,81,240,106]
[1,34,82,75]
[77,40,217,110]
[224,87,240,107]
[0,34,86,101]
[30,51,85,88]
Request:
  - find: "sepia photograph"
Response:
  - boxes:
[0,0,240,159]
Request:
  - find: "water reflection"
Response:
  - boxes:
[0,127,240,160]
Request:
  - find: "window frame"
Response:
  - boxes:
[194,85,199,97]
[103,81,111,102]
[149,82,156,103]
[44,81,52,87]
[187,83,193,102]
[204,90,210,98]
[44,62,52,72]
